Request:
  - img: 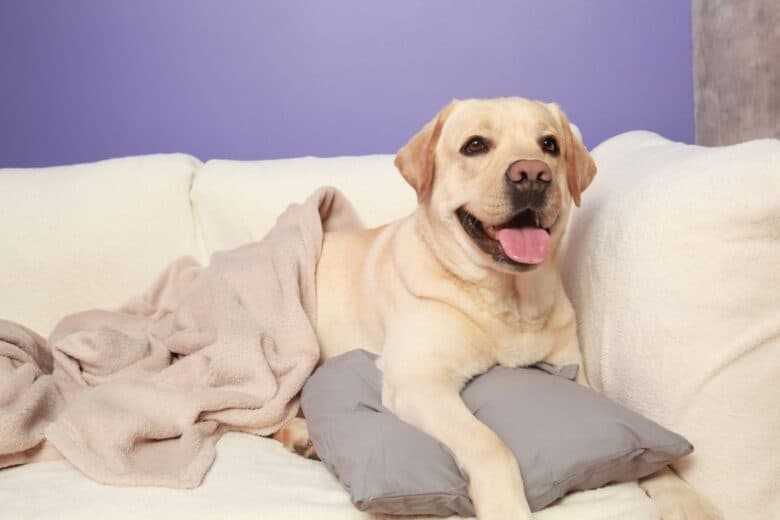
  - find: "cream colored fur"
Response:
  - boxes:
[308,98,584,519]
[302,98,722,519]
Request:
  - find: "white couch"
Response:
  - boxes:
[1,132,777,519]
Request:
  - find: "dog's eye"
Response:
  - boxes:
[460,136,490,156]
[540,136,559,155]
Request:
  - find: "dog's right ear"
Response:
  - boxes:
[394,101,456,202]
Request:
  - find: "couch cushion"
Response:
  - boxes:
[561,131,780,519]
[191,155,415,255]
[0,154,201,335]
[0,431,658,520]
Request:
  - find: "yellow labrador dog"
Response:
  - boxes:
[276,97,721,519]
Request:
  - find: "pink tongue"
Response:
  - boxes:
[495,228,550,264]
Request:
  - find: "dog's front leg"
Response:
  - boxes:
[541,321,593,388]
[382,377,531,519]
[380,318,532,519]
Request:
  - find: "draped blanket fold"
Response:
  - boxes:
[0,187,360,487]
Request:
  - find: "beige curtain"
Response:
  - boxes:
[693,0,780,145]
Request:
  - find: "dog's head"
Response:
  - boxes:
[395,97,596,275]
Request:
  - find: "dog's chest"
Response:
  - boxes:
[492,326,557,368]
[474,288,559,368]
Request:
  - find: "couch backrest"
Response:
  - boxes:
[0,153,416,335]
[191,155,416,256]
[0,154,201,334]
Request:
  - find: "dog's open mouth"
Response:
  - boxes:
[456,207,551,269]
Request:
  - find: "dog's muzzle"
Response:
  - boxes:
[455,159,557,270]
[505,159,552,209]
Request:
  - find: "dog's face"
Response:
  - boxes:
[395,97,596,275]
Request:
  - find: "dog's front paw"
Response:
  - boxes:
[652,487,723,520]
[474,504,533,520]
[468,465,533,520]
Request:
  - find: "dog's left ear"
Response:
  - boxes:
[548,104,597,207]
[395,101,456,202]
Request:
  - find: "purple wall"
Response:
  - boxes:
[0,1,693,168]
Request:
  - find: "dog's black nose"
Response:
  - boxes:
[505,159,552,185]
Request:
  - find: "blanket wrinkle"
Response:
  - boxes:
[0,186,361,487]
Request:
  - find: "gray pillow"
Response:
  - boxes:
[301,349,692,516]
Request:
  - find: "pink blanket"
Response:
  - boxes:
[0,187,360,487]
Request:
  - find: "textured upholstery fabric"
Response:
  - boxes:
[562,131,780,519]
[0,154,201,335]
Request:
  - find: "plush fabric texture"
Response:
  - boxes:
[562,131,780,519]
[0,321,64,468]
[0,187,361,488]
[302,349,693,517]
[191,155,415,255]
[0,154,202,336]
[0,432,659,520]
